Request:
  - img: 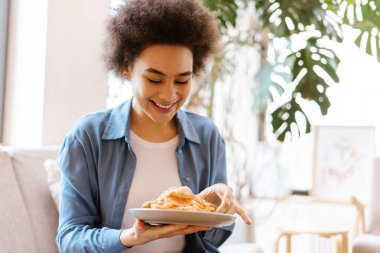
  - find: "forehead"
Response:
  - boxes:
[133,44,193,75]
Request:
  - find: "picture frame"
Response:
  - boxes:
[312,126,376,203]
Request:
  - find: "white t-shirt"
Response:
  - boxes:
[121,131,185,253]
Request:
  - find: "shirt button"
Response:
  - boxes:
[185,177,191,182]
[178,149,182,154]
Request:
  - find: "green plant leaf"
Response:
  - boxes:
[253,61,291,113]
[291,37,339,113]
[353,4,380,61]
[255,0,343,41]
[203,0,240,33]
[271,97,311,141]
[201,0,379,142]
[326,0,380,61]
[270,36,340,141]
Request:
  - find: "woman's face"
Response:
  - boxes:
[126,45,193,125]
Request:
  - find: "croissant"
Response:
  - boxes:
[142,186,216,212]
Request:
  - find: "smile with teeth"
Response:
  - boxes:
[152,100,176,109]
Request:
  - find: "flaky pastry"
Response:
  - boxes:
[142,186,216,212]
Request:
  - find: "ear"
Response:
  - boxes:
[123,65,132,80]
[122,69,131,80]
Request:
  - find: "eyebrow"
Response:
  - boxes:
[145,68,193,77]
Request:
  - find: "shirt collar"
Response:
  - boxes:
[176,109,201,146]
[102,98,201,146]
[102,98,133,142]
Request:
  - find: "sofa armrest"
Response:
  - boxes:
[353,234,380,253]
[0,146,60,253]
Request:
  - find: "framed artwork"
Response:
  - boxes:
[312,126,376,203]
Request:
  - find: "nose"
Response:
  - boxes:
[159,80,177,102]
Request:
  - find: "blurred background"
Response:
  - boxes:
[1,0,380,252]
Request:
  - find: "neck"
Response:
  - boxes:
[130,101,178,142]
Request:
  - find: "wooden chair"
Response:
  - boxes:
[272,196,363,253]
[352,158,380,253]
[274,228,348,253]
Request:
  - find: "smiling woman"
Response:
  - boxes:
[126,45,193,142]
[56,1,251,253]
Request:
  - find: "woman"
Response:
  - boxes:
[56,0,252,252]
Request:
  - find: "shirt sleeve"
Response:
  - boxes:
[56,135,128,253]
[198,128,235,250]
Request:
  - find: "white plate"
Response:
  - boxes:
[129,208,236,227]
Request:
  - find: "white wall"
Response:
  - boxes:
[3,0,110,146]
[42,0,109,145]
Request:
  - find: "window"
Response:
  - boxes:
[107,0,133,109]
[0,0,9,142]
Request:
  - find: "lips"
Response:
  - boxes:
[152,100,174,109]
[150,100,178,113]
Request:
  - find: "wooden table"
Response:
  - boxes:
[274,227,348,253]
[245,195,363,253]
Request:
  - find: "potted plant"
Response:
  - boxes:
[197,0,380,142]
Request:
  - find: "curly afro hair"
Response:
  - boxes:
[104,0,220,77]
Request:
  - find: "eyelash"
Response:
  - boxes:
[175,80,189,85]
[147,78,189,85]
[147,79,162,84]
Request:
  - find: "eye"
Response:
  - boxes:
[175,79,190,85]
[146,78,162,84]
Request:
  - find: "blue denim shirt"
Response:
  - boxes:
[56,98,234,253]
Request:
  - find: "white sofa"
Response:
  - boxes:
[0,146,262,253]
[352,158,380,253]
[0,146,60,253]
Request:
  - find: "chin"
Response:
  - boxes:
[150,114,176,124]
[147,103,180,123]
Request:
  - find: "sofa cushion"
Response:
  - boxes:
[353,234,380,253]
[0,152,37,253]
[44,159,61,211]
[6,147,60,253]
[368,158,380,235]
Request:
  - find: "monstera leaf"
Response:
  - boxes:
[251,0,345,141]
[353,3,380,61]
[292,37,340,110]
[253,51,292,113]
[272,96,311,142]
[271,36,340,141]
[325,0,380,61]
[199,0,379,142]
[255,0,343,41]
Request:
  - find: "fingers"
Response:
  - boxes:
[222,201,252,225]
[214,185,253,225]
[135,220,211,239]
[235,205,252,225]
[134,219,151,233]
[215,186,233,213]
[154,224,212,239]
[170,225,212,237]
[122,221,211,247]
[160,224,190,238]
[135,219,147,228]
[133,220,186,241]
